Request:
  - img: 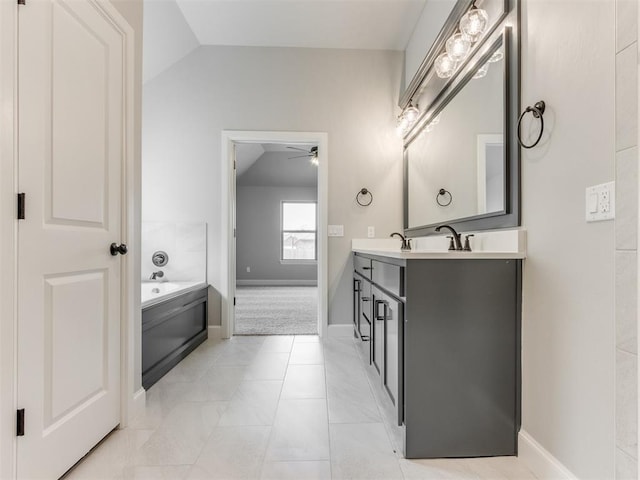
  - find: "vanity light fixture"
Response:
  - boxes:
[425,113,441,132]
[396,101,421,137]
[435,52,457,78]
[473,62,489,79]
[404,102,420,123]
[434,1,489,79]
[488,49,504,63]
[459,2,489,42]
[445,33,472,62]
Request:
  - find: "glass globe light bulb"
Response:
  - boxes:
[488,49,504,63]
[445,33,472,62]
[435,52,457,78]
[473,62,489,79]
[404,104,420,123]
[460,7,489,42]
[396,116,410,137]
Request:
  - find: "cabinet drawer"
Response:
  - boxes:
[354,254,373,279]
[372,260,404,297]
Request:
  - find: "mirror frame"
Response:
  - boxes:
[402,3,520,237]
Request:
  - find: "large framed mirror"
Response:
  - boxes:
[402,3,519,236]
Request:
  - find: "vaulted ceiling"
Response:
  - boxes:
[143,0,427,83]
[175,0,427,51]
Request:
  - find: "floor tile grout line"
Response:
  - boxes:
[322,337,334,480]
[258,335,294,476]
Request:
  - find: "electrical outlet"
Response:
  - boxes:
[585,181,615,222]
[367,226,375,238]
[246,266,250,273]
[328,225,344,237]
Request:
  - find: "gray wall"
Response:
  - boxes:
[142,46,404,326]
[520,1,615,477]
[236,186,318,283]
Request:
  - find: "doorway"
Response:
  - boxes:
[221,131,329,339]
[234,142,319,335]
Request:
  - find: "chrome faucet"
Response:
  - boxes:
[434,225,463,251]
[150,270,164,280]
[390,232,412,251]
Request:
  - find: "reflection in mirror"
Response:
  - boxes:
[407,43,504,229]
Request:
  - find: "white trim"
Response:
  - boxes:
[208,325,223,341]
[128,388,146,425]
[236,280,318,287]
[518,430,578,480]
[95,0,140,431]
[327,324,353,338]
[221,131,329,340]
[279,260,318,265]
[476,133,504,213]
[0,1,18,478]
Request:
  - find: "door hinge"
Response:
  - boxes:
[17,0,25,5]
[233,160,236,170]
[233,297,236,306]
[16,409,24,436]
[17,193,25,220]
[233,228,236,238]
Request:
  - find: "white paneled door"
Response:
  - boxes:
[17,0,126,478]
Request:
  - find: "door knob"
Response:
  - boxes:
[110,243,128,256]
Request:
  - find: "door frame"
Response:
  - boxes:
[0,2,139,478]
[221,130,329,339]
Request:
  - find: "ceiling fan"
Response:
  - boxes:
[287,145,319,165]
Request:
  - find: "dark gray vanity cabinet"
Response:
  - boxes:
[353,252,522,459]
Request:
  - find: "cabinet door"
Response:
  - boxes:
[374,287,404,426]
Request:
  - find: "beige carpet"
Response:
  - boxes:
[234,286,318,335]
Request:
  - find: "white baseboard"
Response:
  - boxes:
[208,325,223,340]
[327,324,353,337]
[519,430,578,480]
[236,279,317,286]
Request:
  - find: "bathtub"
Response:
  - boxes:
[141,281,209,389]
[141,281,207,308]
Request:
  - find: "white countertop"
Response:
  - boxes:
[352,248,526,260]
[352,229,527,260]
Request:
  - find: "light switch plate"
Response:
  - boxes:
[585,181,615,222]
[328,225,344,237]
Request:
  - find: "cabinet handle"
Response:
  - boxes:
[353,279,361,292]
[362,266,372,270]
[361,297,370,302]
[375,299,388,320]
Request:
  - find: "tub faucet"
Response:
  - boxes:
[390,232,412,251]
[434,225,463,251]
[150,270,164,280]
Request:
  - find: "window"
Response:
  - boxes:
[281,202,317,261]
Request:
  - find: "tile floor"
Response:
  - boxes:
[64,335,538,480]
